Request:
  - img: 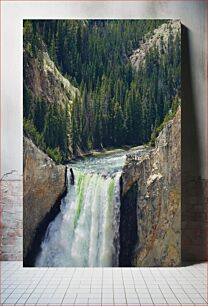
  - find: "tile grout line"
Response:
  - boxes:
[0,262,207,306]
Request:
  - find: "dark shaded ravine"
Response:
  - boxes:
[119,178,138,266]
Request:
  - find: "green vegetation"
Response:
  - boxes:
[23,118,46,150]
[23,84,68,162]
[23,118,62,164]
[23,20,181,162]
[150,96,181,147]
[46,147,62,164]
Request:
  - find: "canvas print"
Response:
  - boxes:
[23,20,181,267]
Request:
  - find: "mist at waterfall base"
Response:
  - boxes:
[35,149,145,267]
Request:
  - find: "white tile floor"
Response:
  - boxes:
[0,261,207,305]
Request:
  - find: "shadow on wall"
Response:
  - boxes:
[181,25,208,263]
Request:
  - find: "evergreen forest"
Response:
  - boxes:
[23,20,181,163]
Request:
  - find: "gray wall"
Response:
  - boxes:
[1,1,207,262]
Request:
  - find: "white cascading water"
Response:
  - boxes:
[35,169,121,267]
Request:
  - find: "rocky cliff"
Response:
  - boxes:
[130,20,181,71]
[120,107,181,266]
[24,48,79,108]
[23,136,67,265]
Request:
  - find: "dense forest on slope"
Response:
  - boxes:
[23,20,181,162]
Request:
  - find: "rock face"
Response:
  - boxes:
[23,136,67,265]
[24,48,79,108]
[120,107,181,266]
[130,20,181,71]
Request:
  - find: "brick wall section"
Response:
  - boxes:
[0,175,207,262]
[0,178,23,260]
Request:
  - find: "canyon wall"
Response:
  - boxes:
[130,20,181,71]
[23,136,67,265]
[24,48,79,108]
[121,107,181,266]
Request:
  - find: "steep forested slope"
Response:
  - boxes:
[23,20,181,161]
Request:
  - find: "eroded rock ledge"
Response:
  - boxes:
[120,107,181,266]
[23,136,67,265]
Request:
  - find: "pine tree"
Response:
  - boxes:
[113,100,126,147]
[23,20,33,45]
[23,83,33,119]
[33,97,47,133]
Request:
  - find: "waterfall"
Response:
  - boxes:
[35,169,121,267]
